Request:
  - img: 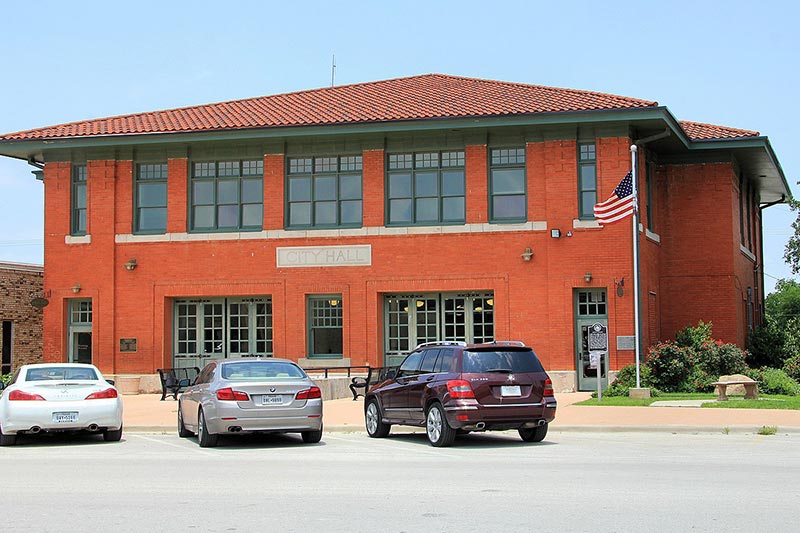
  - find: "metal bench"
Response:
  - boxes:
[349,366,397,400]
[157,367,200,401]
[712,380,759,401]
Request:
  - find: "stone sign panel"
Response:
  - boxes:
[277,245,372,268]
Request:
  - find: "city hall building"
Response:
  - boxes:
[0,74,790,390]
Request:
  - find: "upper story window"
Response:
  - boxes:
[135,163,167,234]
[190,160,263,232]
[71,164,87,235]
[287,155,362,228]
[578,143,597,220]
[645,160,654,231]
[386,151,465,226]
[489,148,526,222]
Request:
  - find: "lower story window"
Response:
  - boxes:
[384,292,494,365]
[173,297,273,367]
[308,296,343,358]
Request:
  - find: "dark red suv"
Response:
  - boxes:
[364,341,557,447]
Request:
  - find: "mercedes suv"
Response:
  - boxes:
[364,341,557,447]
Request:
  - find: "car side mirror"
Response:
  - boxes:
[386,369,397,380]
[106,379,115,386]
[0,382,4,391]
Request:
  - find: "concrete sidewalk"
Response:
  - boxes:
[122,392,800,435]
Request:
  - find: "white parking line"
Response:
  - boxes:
[128,434,217,455]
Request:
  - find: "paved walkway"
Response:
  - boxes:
[122,392,800,434]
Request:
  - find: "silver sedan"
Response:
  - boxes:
[177,358,323,447]
[0,363,123,445]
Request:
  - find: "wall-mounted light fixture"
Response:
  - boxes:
[124,258,137,271]
[584,272,592,283]
[521,247,534,261]
[72,284,82,294]
[328,299,340,307]
[615,277,625,297]
[550,229,561,239]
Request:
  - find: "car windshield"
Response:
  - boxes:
[462,350,545,373]
[26,367,98,381]
[221,361,306,380]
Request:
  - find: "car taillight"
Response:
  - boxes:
[8,390,46,401]
[543,378,554,397]
[85,388,118,400]
[216,388,249,401]
[447,379,475,399]
[296,387,321,400]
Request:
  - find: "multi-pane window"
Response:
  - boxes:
[71,164,87,235]
[287,156,362,228]
[135,163,168,233]
[645,161,654,231]
[387,151,466,225]
[308,296,343,358]
[489,148,526,222]
[578,143,597,219]
[70,299,92,324]
[190,160,263,231]
[383,292,494,364]
[577,290,606,316]
[174,297,273,360]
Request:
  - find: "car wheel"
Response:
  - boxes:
[519,423,548,443]
[426,403,456,448]
[365,399,390,438]
[177,403,192,438]
[0,426,16,446]
[197,408,218,448]
[103,425,123,442]
[301,427,323,444]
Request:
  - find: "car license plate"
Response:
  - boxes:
[261,395,282,405]
[52,412,78,423]
[501,385,521,397]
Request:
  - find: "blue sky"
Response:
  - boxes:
[0,0,796,294]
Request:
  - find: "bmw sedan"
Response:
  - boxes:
[177,358,323,447]
[0,363,123,446]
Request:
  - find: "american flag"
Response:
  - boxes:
[593,171,634,224]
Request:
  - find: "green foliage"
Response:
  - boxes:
[646,342,695,392]
[766,279,800,330]
[604,364,660,397]
[674,321,713,350]
[0,373,11,386]
[696,341,748,377]
[784,355,800,381]
[746,367,800,396]
[747,316,787,368]
[758,425,778,436]
[784,198,800,275]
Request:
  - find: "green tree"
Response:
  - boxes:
[766,279,800,330]
[786,198,800,275]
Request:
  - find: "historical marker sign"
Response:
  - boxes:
[588,323,608,351]
[119,338,137,352]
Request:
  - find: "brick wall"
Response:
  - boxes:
[0,263,44,371]
[39,136,755,379]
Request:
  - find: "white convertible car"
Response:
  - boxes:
[0,363,123,446]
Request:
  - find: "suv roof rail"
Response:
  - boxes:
[413,341,468,350]
[486,340,526,347]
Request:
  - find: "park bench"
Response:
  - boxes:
[349,366,397,400]
[712,380,759,401]
[157,367,200,401]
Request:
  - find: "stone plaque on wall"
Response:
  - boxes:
[277,245,372,268]
[616,336,636,351]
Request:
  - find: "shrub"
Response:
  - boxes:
[747,367,800,396]
[675,321,713,350]
[604,364,659,397]
[696,341,748,377]
[747,317,787,368]
[646,342,694,392]
[0,373,11,386]
[784,355,800,382]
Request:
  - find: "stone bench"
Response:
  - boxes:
[712,380,759,401]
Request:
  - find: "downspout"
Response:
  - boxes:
[27,157,44,180]
[758,194,787,318]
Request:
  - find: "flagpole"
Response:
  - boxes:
[630,144,642,388]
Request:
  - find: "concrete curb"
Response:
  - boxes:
[123,424,800,435]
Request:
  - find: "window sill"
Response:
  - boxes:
[573,219,602,229]
[65,235,91,245]
[740,244,756,262]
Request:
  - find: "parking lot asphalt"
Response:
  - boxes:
[121,391,800,435]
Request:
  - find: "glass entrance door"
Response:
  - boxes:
[68,299,92,364]
[70,331,92,364]
[574,290,608,391]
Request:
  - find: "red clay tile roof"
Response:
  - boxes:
[679,120,759,140]
[0,74,658,141]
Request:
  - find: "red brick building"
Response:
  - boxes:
[0,75,790,390]
[0,262,44,373]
